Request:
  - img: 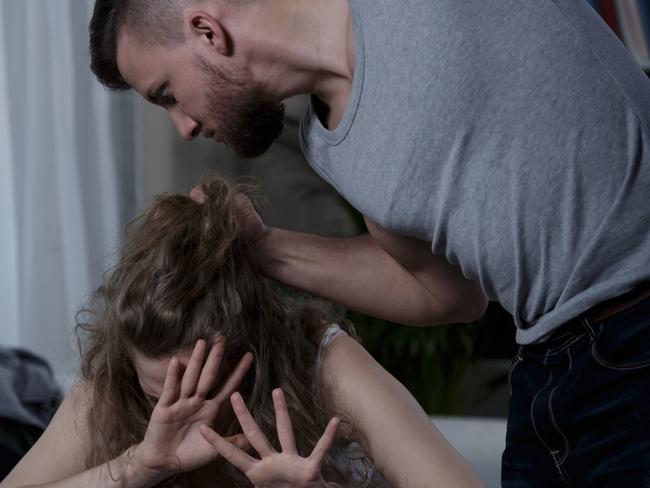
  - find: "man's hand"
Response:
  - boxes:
[190,184,267,247]
[234,194,267,246]
[190,183,487,326]
[189,185,208,204]
[132,339,253,480]
[200,388,340,487]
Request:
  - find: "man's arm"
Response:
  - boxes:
[256,216,487,326]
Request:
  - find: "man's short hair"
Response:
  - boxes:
[89,0,189,90]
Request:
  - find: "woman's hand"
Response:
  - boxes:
[132,339,253,480]
[200,388,340,487]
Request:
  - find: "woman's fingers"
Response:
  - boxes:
[199,424,255,472]
[215,352,254,403]
[196,339,225,398]
[180,339,207,398]
[231,392,275,457]
[158,357,181,407]
[309,417,341,466]
[272,388,297,454]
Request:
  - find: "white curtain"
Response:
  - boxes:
[0,0,142,387]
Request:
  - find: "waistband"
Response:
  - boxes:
[548,282,650,342]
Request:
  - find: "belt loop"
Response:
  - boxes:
[581,316,597,342]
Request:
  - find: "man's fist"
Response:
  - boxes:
[189,185,207,204]
[234,193,267,246]
[189,184,267,248]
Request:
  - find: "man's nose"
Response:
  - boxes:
[169,108,200,140]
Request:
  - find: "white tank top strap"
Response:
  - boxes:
[317,323,347,370]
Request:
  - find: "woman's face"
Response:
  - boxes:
[131,348,194,403]
[129,342,242,486]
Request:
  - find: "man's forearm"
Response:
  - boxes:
[257,228,474,325]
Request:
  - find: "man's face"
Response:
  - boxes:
[116,31,284,159]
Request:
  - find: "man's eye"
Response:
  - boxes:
[161,94,176,106]
[157,86,176,107]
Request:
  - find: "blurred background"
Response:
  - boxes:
[1,0,649,485]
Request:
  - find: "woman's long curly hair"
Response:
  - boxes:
[76,176,372,487]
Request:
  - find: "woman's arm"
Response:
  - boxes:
[1,341,252,488]
[321,334,485,488]
[0,382,162,488]
[5,451,162,488]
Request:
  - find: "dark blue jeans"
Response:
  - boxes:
[502,296,650,487]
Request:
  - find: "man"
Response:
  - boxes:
[90,0,650,485]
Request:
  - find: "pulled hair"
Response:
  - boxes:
[76,176,373,487]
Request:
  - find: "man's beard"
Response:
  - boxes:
[197,58,285,159]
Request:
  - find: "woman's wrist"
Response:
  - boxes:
[120,444,171,488]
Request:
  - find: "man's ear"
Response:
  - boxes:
[188,12,229,55]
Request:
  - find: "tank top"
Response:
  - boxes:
[300,0,650,344]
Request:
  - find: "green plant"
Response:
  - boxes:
[350,311,478,415]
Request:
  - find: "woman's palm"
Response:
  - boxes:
[136,340,253,476]
[146,396,221,471]
[201,389,340,488]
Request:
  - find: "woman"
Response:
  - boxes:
[1,177,483,488]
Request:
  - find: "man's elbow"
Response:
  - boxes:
[447,291,489,324]
[413,292,488,326]
[459,300,489,323]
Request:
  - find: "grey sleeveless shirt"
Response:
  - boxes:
[299,0,650,344]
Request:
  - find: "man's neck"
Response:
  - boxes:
[313,6,356,130]
[233,0,355,128]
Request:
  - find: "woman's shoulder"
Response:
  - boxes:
[319,331,485,487]
[316,322,359,374]
[319,323,347,350]
[0,380,93,487]
[318,327,376,393]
